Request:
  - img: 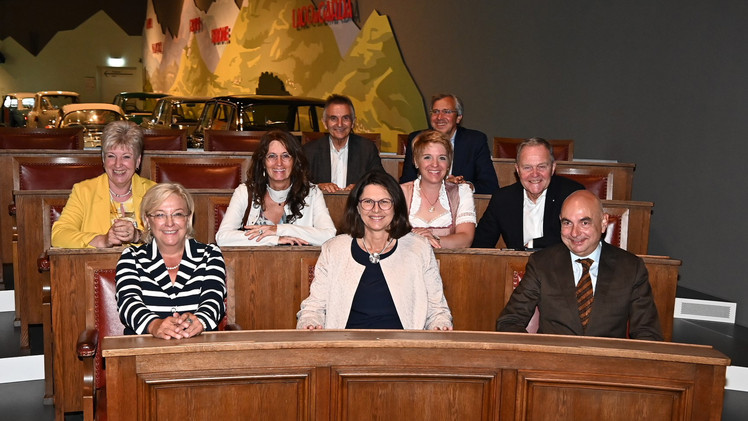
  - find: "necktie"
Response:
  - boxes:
[576,258,594,331]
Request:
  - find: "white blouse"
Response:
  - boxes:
[215,184,336,246]
[408,179,476,228]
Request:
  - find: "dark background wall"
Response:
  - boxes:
[2,0,747,325]
[362,0,748,325]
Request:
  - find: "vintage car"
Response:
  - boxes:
[190,95,325,148]
[142,96,210,141]
[112,92,168,124]
[26,90,80,128]
[0,92,35,127]
[57,103,125,148]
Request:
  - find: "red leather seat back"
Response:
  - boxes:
[0,127,84,149]
[142,129,187,151]
[604,213,623,248]
[154,163,242,189]
[93,269,125,390]
[49,204,65,231]
[19,163,102,190]
[204,130,264,152]
[561,174,608,200]
[493,137,573,161]
[213,203,229,234]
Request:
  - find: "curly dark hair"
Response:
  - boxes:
[342,170,412,239]
[245,130,310,222]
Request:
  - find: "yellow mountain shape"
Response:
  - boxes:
[160,2,425,152]
[309,10,427,152]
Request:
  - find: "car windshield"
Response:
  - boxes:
[175,102,206,122]
[122,97,161,114]
[43,95,78,110]
[239,104,322,131]
[62,110,123,126]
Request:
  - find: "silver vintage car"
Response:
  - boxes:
[57,103,125,147]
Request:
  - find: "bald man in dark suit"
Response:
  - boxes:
[496,190,662,340]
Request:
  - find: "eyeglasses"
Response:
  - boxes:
[358,198,393,211]
[430,109,458,115]
[148,212,190,222]
[265,153,293,163]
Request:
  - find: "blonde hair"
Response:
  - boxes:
[140,183,195,243]
[101,120,144,161]
[412,129,454,172]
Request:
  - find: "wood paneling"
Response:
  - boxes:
[102,330,729,421]
[47,247,680,417]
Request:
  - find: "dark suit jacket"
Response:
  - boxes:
[399,126,498,194]
[303,133,384,186]
[496,242,663,340]
[471,175,584,249]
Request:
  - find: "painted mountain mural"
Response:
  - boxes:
[145,0,425,151]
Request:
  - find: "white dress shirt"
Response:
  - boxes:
[569,242,603,292]
[522,189,547,248]
[329,136,349,188]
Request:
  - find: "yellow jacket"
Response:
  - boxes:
[51,173,156,248]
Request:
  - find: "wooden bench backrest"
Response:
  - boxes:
[555,170,612,200]
[150,157,245,189]
[204,130,265,152]
[0,127,84,150]
[142,129,188,151]
[493,137,574,161]
[15,156,103,190]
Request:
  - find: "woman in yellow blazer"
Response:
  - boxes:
[51,121,156,248]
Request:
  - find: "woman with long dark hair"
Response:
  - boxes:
[216,130,336,246]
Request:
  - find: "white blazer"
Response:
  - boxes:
[296,233,453,330]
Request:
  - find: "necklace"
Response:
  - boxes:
[267,184,291,206]
[362,237,393,264]
[423,192,439,213]
[165,262,180,270]
[110,186,132,198]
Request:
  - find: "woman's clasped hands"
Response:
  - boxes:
[147,312,204,339]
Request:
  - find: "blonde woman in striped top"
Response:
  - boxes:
[116,183,226,339]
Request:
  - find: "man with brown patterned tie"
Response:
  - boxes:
[496,190,663,340]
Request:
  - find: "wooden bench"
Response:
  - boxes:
[322,191,653,254]
[9,157,103,350]
[0,127,84,149]
[492,158,635,200]
[47,246,680,417]
[102,330,728,421]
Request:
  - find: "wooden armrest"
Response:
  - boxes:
[77,329,99,359]
[8,203,16,216]
[37,251,50,272]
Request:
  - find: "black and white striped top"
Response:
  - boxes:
[116,238,227,335]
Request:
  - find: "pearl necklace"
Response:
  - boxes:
[110,187,132,198]
[267,184,290,206]
[165,262,180,270]
[362,237,393,264]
